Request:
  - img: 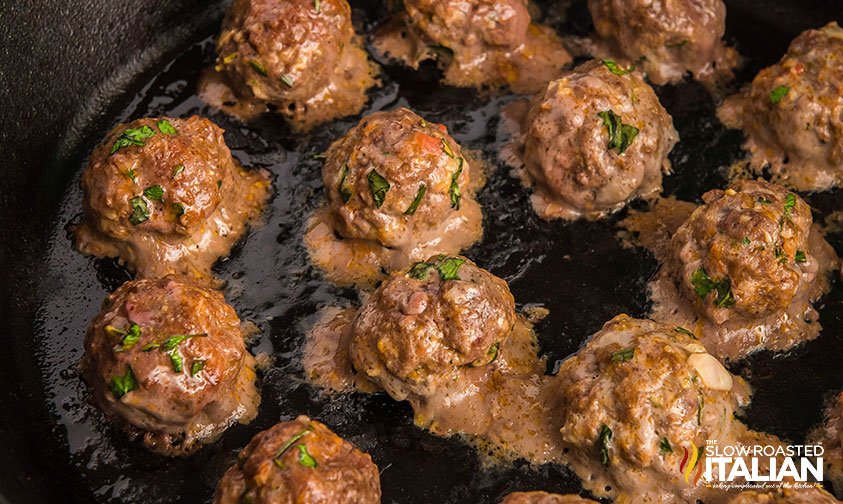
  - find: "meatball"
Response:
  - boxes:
[813,391,843,494]
[214,0,378,130]
[213,416,381,504]
[79,276,260,455]
[350,255,516,402]
[588,0,737,85]
[523,59,678,220]
[726,488,840,504]
[718,23,843,191]
[553,315,749,501]
[373,0,571,93]
[305,109,483,285]
[498,492,598,504]
[73,116,271,283]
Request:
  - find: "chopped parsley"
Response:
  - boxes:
[698,394,705,424]
[429,44,454,56]
[660,437,673,453]
[366,169,390,208]
[690,268,735,308]
[405,185,427,215]
[770,85,790,104]
[111,125,156,154]
[157,119,177,135]
[742,237,751,246]
[217,180,222,189]
[248,60,268,77]
[600,59,634,75]
[172,164,184,179]
[598,424,612,466]
[160,333,207,373]
[666,39,689,48]
[611,346,635,363]
[781,193,796,228]
[338,164,352,204]
[280,74,294,88]
[313,0,320,13]
[128,196,150,225]
[441,139,455,158]
[795,250,807,263]
[126,168,137,183]
[173,202,185,217]
[757,196,771,205]
[297,444,318,468]
[222,53,238,63]
[436,257,465,280]
[106,323,141,352]
[408,261,435,280]
[674,326,697,340]
[598,110,639,154]
[273,426,314,469]
[190,360,206,377]
[449,157,464,210]
[110,366,138,399]
[471,342,500,368]
[143,185,164,202]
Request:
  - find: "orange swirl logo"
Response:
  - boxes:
[679,444,704,486]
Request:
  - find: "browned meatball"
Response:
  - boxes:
[726,487,841,504]
[498,491,598,504]
[213,416,381,504]
[523,60,678,220]
[373,0,570,93]
[669,180,814,323]
[350,255,516,401]
[588,0,737,85]
[73,116,270,283]
[813,391,843,495]
[305,109,483,285]
[718,23,843,191]
[79,276,260,455]
[553,315,749,501]
[214,0,378,130]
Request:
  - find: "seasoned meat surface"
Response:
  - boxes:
[553,315,753,501]
[718,23,843,191]
[350,255,516,401]
[74,116,270,283]
[305,108,483,286]
[79,276,260,456]
[213,415,381,504]
[522,60,678,220]
[725,487,841,503]
[588,0,737,85]
[498,491,598,504]
[657,179,838,359]
[213,0,378,130]
[373,0,571,93]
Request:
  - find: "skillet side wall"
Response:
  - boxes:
[0,0,840,503]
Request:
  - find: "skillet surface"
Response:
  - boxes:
[2,1,843,503]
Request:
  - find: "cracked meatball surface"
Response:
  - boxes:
[718,22,843,191]
[80,276,260,455]
[350,255,516,401]
[213,0,378,130]
[523,60,677,220]
[213,415,381,504]
[74,116,270,283]
[373,0,570,93]
[588,0,737,85]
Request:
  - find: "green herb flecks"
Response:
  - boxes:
[436,257,465,281]
[757,196,772,205]
[107,323,142,352]
[674,326,697,340]
[770,85,790,104]
[338,164,352,204]
[280,74,294,88]
[157,119,177,135]
[795,250,807,263]
[666,39,689,48]
[110,366,138,399]
[429,44,454,56]
[173,202,185,217]
[126,168,137,183]
[611,346,635,363]
[191,360,206,377]
[781,193,796,229]
[172,164,184,179]
[698,394,705,425]
[742,237,751,246]
[660,437,673,453]
[296,444,318,468]
[129,196,150,225]
[405,184,427,215]
[598,424,612,466]
[690,268,735,308]
[144,185,164,202]
[273,426,314,469]
[470,342,500,368]
[160,333,207,373]
[408,261,435,280]
[600,59,634,75]
[366,169,390,209]
[449,157,464,210]
[222,53,238,64]
[111,125,156,154]
[441,139,455,158]
[313,0,321,13]
[598,110,639,155]
[248,60,268,77]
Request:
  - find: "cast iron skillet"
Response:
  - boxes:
[1,1,842,503]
